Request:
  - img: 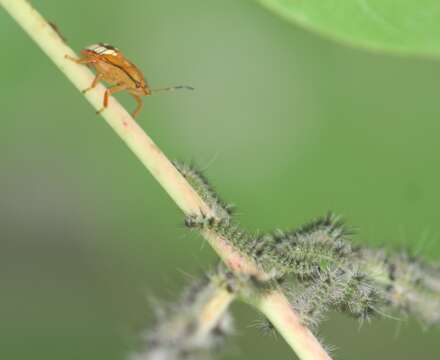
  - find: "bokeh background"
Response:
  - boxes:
[1,0,439,359]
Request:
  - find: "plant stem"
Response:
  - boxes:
[257,291,331,360]
[1,0,332,358]
[197,287,235,336]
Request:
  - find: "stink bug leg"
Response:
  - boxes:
[97,83,130,115]
[65,54,102,93]
[82,73,103,94]
[129,93,143,118]
[65,54,95,65]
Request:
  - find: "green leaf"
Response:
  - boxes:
[258,0,440,56]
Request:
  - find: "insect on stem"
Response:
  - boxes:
[67,43,194,117]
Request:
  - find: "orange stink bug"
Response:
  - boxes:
[66,43,193,118]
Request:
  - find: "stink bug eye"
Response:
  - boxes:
[66,42,193,118]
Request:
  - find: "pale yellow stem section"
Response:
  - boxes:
[1,0,332,359]
[198,288,235,335]
[258,292,332,360]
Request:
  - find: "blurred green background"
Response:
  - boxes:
[1,0,439,359]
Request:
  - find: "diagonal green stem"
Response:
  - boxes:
[1,0,331,359]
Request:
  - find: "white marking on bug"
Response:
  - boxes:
[86,44,101,51]
[101,48,118,55]
[87,43,119,56]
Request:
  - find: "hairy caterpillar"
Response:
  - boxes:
[177,161,440,328]
[357,248,440,326]
[186,212,356,280]
[174,161,233,221]
[286,264,381,328]
[132,269,235,360]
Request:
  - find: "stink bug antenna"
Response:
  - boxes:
[151,85,194,94]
